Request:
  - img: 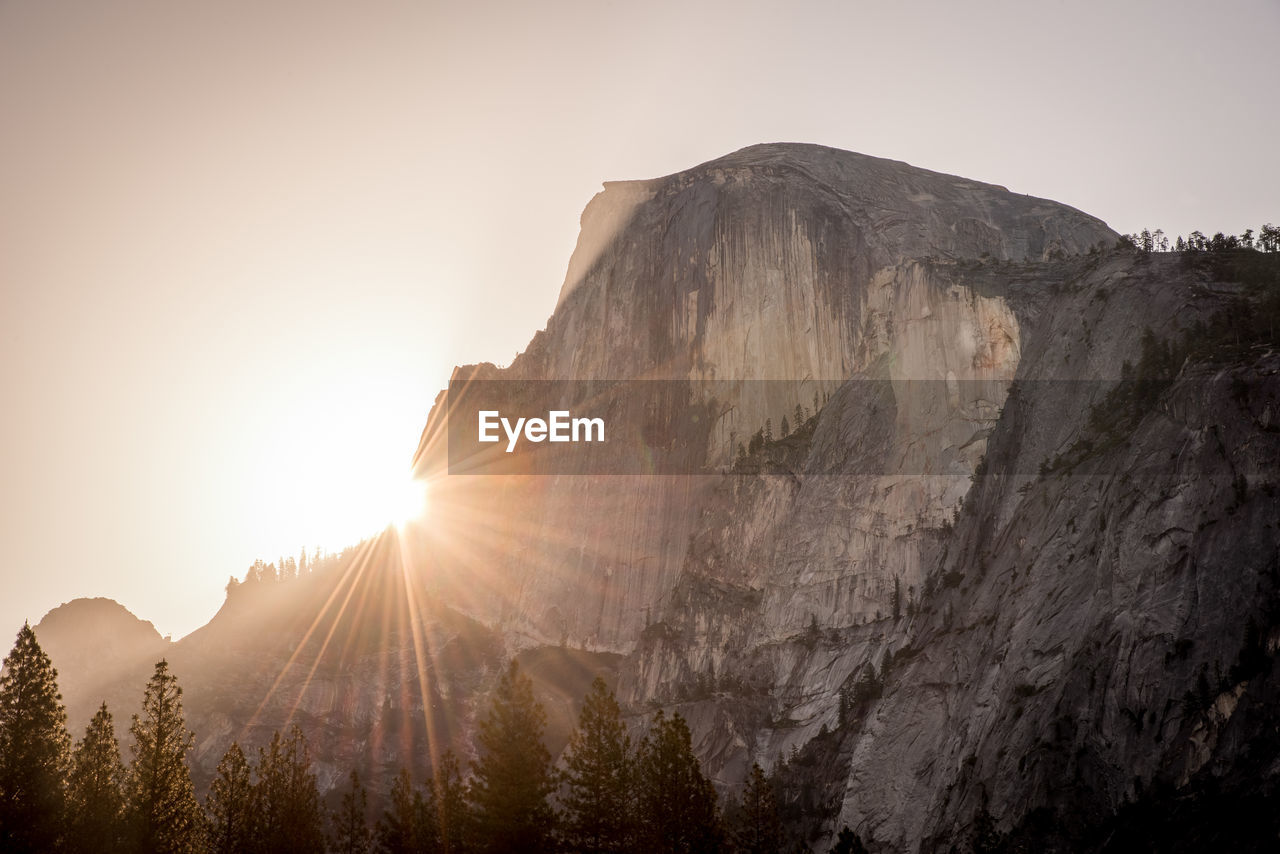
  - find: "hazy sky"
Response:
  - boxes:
[2,0,1277,640]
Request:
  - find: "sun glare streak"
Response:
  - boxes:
[240,534,381,738]
[394,519,447,767]
[239,377,705,759]
[277,542,378,728]
[392,477,429,530]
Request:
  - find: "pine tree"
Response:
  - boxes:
[126,659,203,854]
[635,710,722,854]
[468,660,557,854]
[331,770,373,854]
[732,762,781,854]
[377,768,413,854]
[253,726,326,854]
[0,623,72,853]
[206,742,253,854]
[971,799,1003,853]
[377,767,437,854]
[432,750,469,854]
[66,702,127,853]
[854,663,881,704]
[1261,223,1280,253]
[560,676,633,853]
[829,825,868,854]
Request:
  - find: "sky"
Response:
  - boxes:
[1,0,1277,640]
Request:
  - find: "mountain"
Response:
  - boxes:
[31,597,170,734]
[411,143,1280,850]
[412,143,1116,650]
[32,144,1280,850]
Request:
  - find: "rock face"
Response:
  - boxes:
[408,143,1280,849]
[631,251,1280,851]
[35,144,1280,850]
[413,143,1116,651]
[838,261,1280,851]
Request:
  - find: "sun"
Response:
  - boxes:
[238,412,434,560]
[387,476,429,531]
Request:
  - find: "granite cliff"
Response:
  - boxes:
[33,144,1280,850]
[409,144,1280,849]
[412,143,1115,650]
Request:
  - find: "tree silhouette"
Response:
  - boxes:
[126,659,203,854]
[468,659,557,854]
[829,825,868,854]
[331,769,373,854]
[205,742,253,854]
[855,663,882,704]
[432,750,469,854]
[66,702,127,853]
[0,623,71,853]
[378,767,437,854]
[635,710,722,853]
[253,726,326,854]
[559,676,633,853]
[732,762,782,854]
[1261,223,1280,253]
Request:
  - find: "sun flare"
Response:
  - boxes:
[388,476,429,530]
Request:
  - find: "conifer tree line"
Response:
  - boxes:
[1121,223,1279,253]
[226,545,353,597]
[0,624,871,853]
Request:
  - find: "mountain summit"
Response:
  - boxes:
[408,144,1279,849]
[39,146,1280,851]
[414,143,1117,649]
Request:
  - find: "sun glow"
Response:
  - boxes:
[388,475,429,530]
[226,363,438,565]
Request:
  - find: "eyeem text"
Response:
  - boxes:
[478,410,605,453]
